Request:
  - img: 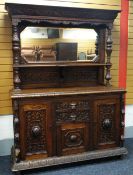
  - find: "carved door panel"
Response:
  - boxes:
[19,101,53,160]
[94,98,120,149]
[56,123,89,156]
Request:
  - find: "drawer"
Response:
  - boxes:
[56,123,90,156]
[55,101,90,112]
[55,100,90,122]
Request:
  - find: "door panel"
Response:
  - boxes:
[56,123,90,156]
[19,101,53,160]
[94,98,120,149]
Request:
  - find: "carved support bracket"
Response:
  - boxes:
[13,100,20,163]
[105,25,113,86]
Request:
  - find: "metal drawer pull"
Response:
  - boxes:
[70,102,77,109]
[70,114,76,120]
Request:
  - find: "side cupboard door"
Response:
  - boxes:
[19,99,53,160]
[94,96,121,149]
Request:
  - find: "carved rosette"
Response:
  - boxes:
[12,24,21,89]
[120,94,125,146]
[105,25,113,86]
[13,100,20,162]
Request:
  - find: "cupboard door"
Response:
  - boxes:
[56,123,90,156]
[94,98,120,149]
[19,102,53,160]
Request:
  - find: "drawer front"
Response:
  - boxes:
[56,123,90,156]
[55,100,90,122]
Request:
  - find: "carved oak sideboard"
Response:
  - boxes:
[5,2,127,174]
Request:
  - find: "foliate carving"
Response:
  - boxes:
[63,129,84,148]
[105,26,113,86]
[56,101,90,122]
[63,68,98,83]
[56,101,90,112]
[56,111,90,122]
[24,109,47,154]
[20,67,98,88]
[99,104,115,143]
[21,68,59,84]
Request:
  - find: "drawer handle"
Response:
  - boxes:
[70,134,78,142]
[70,114,76,120]
[70,102,77,109]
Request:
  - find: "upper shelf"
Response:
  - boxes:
[13,61,110,68]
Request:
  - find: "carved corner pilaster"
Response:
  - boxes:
[13,99,21,163]
[120,94,125,147]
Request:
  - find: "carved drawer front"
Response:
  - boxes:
[56,123,89,156]
[20,103,52,160]
[94,98,120,149]
[55,101,90,122]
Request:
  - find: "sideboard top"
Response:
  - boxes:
[11,86,126,98]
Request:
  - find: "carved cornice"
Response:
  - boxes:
[6,3,120,28]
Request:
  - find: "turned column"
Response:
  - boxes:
[12,23,21,90]
[105,25,113,86]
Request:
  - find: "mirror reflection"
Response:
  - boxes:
[20,27,97,63]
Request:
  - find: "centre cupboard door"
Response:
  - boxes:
[19,100,53,160]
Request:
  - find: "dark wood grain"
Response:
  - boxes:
[6,2,126,174]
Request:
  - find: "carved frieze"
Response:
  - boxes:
[56,101,90,122]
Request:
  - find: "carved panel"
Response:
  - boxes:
[56,101,90,112]
[21,68,59,84]
[56,111,90,122]
[63,67,98,83]
[23,106,47,155]
[20,67,99,89]
[56,101,90,122]
[98,104,115,144]
[57,123,89,156]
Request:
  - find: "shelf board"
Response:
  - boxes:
[13,61,109,67]
[11,86,126,98]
